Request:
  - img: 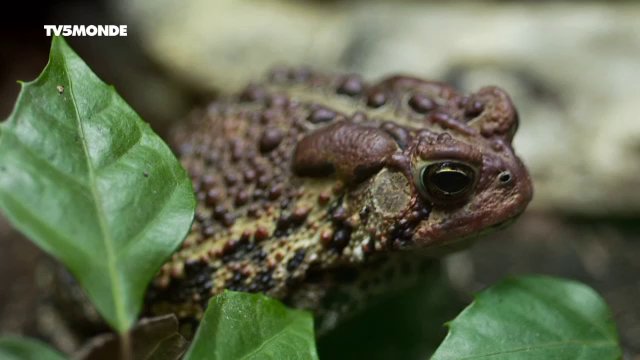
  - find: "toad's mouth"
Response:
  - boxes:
[488,215,518,231]
[462,208,526,239]
[414,216,520,256]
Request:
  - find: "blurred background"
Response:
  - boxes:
[1,0,639,358]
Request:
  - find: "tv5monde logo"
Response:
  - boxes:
[44,25,127,37]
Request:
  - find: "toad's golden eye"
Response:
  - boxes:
[420,162,475,200]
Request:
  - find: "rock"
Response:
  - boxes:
[114,1,640,215]
[115,0,350,91]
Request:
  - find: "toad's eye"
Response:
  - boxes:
[419,162,475,200]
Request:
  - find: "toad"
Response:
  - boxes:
[146,68,533,332]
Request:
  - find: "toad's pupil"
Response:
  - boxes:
[432,170,470,194]
[423,163,474,196]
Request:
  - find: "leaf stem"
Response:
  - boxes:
[120,331,132,360]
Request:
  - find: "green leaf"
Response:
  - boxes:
[0,36,196,333]
[0,336,66,360]
[432,275,622,360]
[184,291,319,360]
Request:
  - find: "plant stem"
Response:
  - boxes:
[120,331,132,360]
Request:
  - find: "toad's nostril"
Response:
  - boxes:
[498,171,512,184]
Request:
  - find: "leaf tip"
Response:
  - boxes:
[51,35,67,48]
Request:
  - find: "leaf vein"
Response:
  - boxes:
[454,339,616,359]
[61,46,128,331]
